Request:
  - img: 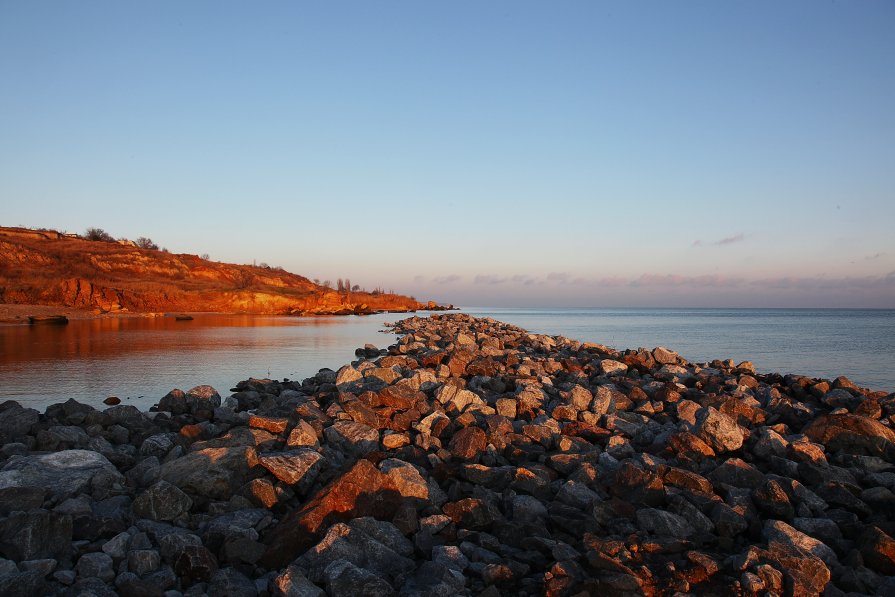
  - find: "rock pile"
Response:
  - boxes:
[1,313,894,595]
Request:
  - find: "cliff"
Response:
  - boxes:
[0,226,430,315]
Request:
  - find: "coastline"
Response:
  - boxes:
[0,303,449,325]
[0,313,893,595]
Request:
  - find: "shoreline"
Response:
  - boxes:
[0,313,893,595]
[0,303,453,325]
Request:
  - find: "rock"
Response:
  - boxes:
[0,449,123,500]
[272,565,325,597]
[296,518,414,584]
[636,508,695,537]
[323,421,379,456]
[0,403,39,444]
[261,459,412,569]
[693,407,744,453]
[763,519,838,566]
[322,559,394,596]
[132,480,193,521]
[287,420,320,448]
[858,526,895,574]
[76,551,115,582]
[174,545,218,583]
[447,426,487,461]
[0,511,72,561]
[258,449,324,493]
[160,447,258,500]
[128,549,161,576]
[803,413,895,458]
[207,567,257,597]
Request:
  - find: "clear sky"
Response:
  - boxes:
[2,1,893,308]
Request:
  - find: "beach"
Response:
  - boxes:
[0,313,893,595]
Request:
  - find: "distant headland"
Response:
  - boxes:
[0,226,452,321]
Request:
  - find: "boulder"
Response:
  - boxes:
[0,449,122,500]
[132,480,193,521]
[803,414,895,458]
[160,447,259,500]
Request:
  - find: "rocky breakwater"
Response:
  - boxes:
[0,314,894,596]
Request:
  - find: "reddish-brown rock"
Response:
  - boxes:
[260,459,413,569]
[448,427,487,461]
[803,413,895,457]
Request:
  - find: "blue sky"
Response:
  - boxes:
[1,1,893,307]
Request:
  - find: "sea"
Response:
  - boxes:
[0,308,892,412]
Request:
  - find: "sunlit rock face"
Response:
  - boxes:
[0,226,433,315]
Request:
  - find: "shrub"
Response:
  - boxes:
[85,227,115,242]
[136,237,160,250]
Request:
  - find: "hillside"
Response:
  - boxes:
[0,226,437,316]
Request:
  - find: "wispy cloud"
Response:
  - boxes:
[474,274,509,285]
[865,252,886,261]
[750,272,895,290]
[511,274,538,286]
[693,233,746,247]
[432,274,462,284]
[629,274,745,288]
[714,233,745,246]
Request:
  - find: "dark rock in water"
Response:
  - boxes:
[103,396,120,406]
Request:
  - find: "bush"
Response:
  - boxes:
[85,227,115,242]
[136,237,160,250]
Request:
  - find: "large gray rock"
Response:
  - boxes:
[0,450,123,499]
[160,447,258,500]
[297,518,414,584]
[75,551,114,582]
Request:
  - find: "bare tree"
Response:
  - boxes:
[337,278,344,292]
[85,228,114,242]
[135,237,159,250]
[322,280,332,289]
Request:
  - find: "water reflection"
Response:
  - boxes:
[0,314,399,411]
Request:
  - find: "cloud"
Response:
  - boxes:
[629,274,745,288]
[596,276,628,288]
[546,272,571,284]
[714,233,745,246]
[413,275,425,283]
[693,233,746,247]
[432,274,462,284]
[864,252,886,261]
[750,272,895,291]
[511,274,538,286]
[474,274,509,285]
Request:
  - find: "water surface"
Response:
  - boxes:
[2,308,892,413]
[0,314,399,411]
[467,308,895,392]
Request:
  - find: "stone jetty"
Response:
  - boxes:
[1,313,894,596]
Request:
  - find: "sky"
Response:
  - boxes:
[1,1,893,308]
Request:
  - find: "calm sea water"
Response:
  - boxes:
[467,308,895,393]
[0,309,892,412]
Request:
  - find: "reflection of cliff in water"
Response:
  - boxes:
[0,314,399,411]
